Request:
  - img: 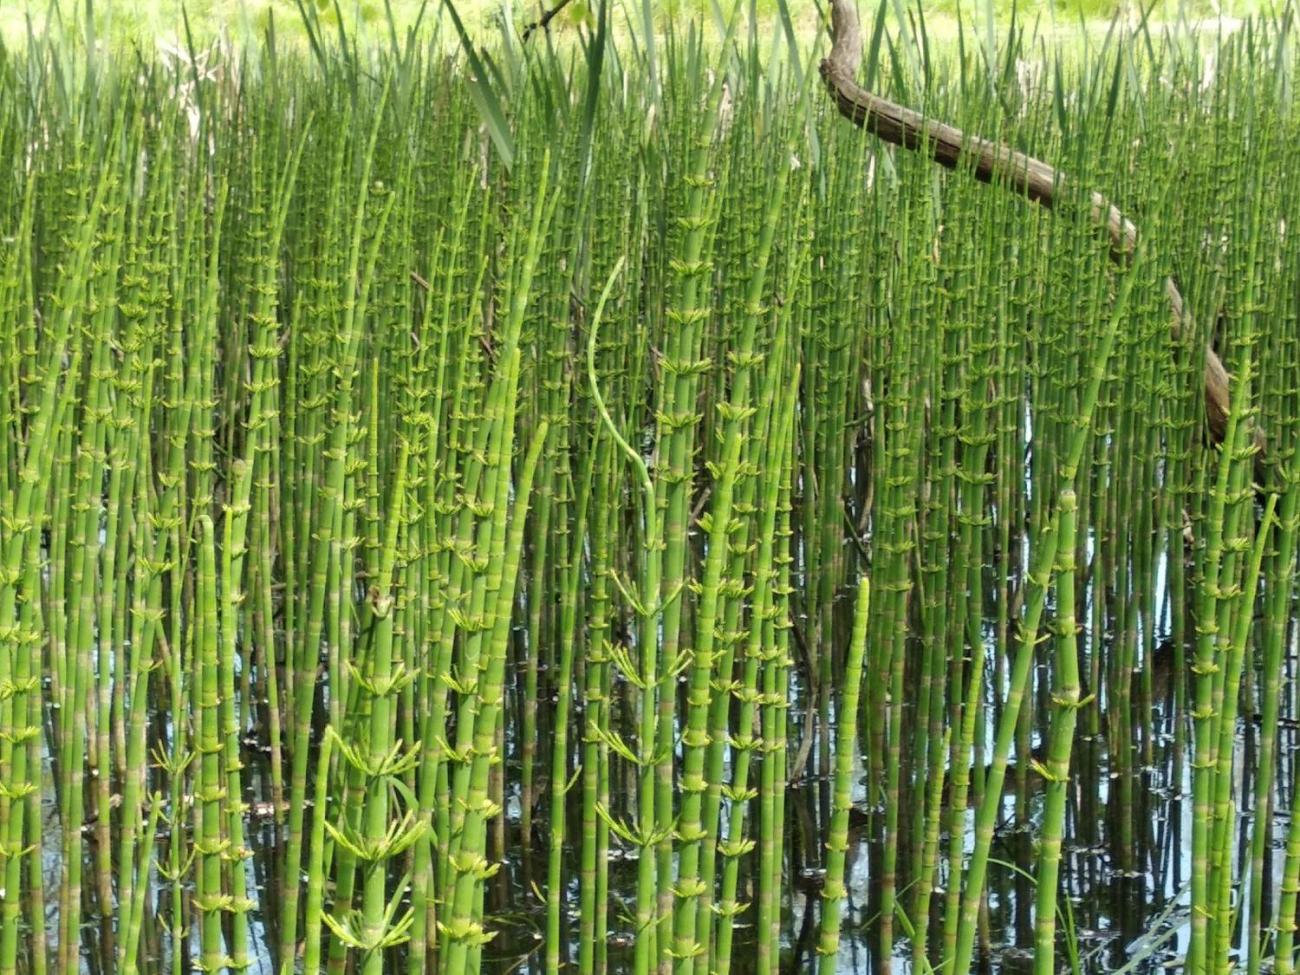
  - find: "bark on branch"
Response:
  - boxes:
[818,0,1258,461]
[522,0,574,41]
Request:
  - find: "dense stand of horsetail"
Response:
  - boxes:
[1,0,1299,972]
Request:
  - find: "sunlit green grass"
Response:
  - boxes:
[0,0,1280,50]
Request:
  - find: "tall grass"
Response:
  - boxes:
[0,3,1299,975]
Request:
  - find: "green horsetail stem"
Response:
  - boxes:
[678,147,792,975]
[711,354,800,975]
[587,254,666,975]
[578,430,617,975]
[120,796,162,975]
[195,515,227,972]
[1032,488,1081,975]
[952,234,1144,975]
[816,576,870,975]
[441,413,548,975]
[1189,315,1251,975]
[280,86,392,970]
[302,731,337,975]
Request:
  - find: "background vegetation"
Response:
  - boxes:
[0,0,1281,49]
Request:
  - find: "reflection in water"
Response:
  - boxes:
[421,543,1295,975]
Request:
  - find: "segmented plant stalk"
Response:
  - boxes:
[1032,488,1081,975]
[578,430,616,975]
[280,92,391,970]
[816,576,870,975]
[713,343,800,975]
[195,515,227,972]
[441,414,548,975]
[952,242,1141,975]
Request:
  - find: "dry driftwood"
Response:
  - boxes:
[818,0,1256,459]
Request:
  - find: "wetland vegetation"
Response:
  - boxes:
[1,2,1299,973]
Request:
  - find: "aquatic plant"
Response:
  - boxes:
[0,3,1298,974]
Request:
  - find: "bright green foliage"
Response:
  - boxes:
[1,5,1299,975]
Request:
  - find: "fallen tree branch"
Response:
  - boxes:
[818,0,1260,462]
[522,0,574,41]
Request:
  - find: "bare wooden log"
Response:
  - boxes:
[818,0,1254,458]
